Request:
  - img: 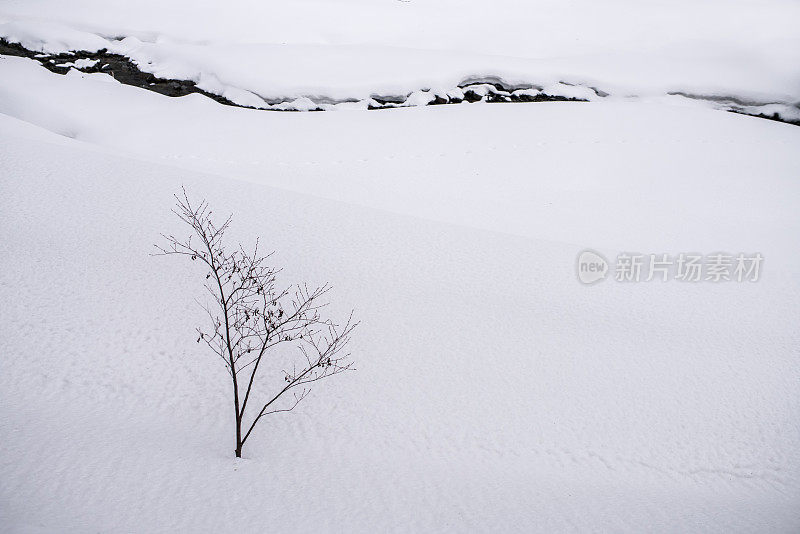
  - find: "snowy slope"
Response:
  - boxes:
[1,56,799,255]
[1,53,800,532]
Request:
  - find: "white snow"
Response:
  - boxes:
[0,52,799,531]
[540,82,599,101]
[1,0,799,110]
[0,19,108,54]
[403,89,436,107]
[53,58,98,69]
[63,67,118,84]
[1,1,800,531]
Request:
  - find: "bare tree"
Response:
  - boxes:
[155,189,356,457]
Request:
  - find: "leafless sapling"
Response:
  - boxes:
[155,189,356,458]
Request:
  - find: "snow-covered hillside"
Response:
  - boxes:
[1,1,799,532]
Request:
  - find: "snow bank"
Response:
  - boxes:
[1,0,799,110]
[0,20,107,54]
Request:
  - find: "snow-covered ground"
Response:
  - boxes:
[1,1,800,532]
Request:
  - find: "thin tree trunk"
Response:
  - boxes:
[233,372,242,457]
[235,409,242,457]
